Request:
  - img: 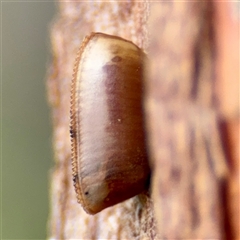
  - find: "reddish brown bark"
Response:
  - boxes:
[47,1,239,239]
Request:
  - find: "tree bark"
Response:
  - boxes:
[47,1,239,239]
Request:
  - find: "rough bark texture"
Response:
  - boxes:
[47,1,239,239]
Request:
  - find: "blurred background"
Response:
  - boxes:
[2,2,56,239]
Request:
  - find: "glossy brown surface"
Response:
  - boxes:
[70,33,150,214]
